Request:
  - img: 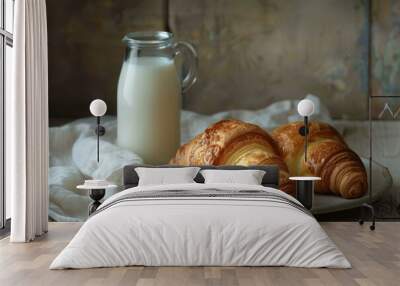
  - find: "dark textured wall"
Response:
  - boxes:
[47,0,166,120]
[171,0,369,119]
[370,0,400,117]
[47,0,398,121]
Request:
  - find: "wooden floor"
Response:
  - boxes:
[0,222,399,286]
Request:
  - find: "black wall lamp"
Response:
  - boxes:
[89,99,107,163]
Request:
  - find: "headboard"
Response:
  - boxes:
[123,165,280,189]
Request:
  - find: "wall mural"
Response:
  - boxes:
[47,0,400,221]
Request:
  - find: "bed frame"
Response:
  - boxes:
[122,164,280,189]
[88,165,279,215]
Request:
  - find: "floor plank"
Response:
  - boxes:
[0,222,399,286]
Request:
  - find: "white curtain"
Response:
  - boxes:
[7,0,49,242]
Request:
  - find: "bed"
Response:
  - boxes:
[50,165,350,269]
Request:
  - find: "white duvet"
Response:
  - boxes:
[50,183,350,269]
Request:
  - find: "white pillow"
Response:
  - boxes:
[200,169,266,185]
[135,167,200,186]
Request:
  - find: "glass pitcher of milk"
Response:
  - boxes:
[117,31,197,164]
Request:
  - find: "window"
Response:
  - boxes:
[0,0,13,229]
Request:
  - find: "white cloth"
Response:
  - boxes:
[50,183,350,269]
[8,0,49,242]
[49,117,143,221]
[49,95,331,221]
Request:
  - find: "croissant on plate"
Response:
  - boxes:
[170,119,295,195]
[272,121,367,199]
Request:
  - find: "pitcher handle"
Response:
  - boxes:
[174,41,198,93]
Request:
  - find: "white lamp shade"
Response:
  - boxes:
[89,99,107,117]
[297,99,315,117]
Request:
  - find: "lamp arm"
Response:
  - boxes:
[97,117,100,163]
[94,117,106,163]
[304,116,308,162]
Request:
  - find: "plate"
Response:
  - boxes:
[311,158,393,214]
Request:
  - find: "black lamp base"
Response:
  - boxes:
[88,189,105,215]
[295,180,314,210]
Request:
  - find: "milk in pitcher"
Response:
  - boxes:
[117,57,181,164]
[117,32,197,164]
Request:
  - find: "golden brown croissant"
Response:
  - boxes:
[170,119,295,195]
[272,121,367,199]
